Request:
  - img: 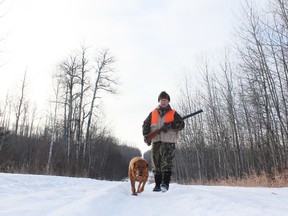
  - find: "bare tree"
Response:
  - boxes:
[75,45,89,172]
[52,46,118,176]
[84,49,118,171]
[14,70,28,135]
[58,54,81,165]
[47,79,61,173]
[236,0,288,173]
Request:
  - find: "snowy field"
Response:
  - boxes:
[0,173,287,216]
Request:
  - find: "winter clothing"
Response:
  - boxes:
[153,174,162,192]
[142,92,184,192]
[150,109,177,143]
[151,109,175,124]
[142,105,184,139]
[161,171,172,191]
[151,142,175,174]
[158,91,170,102]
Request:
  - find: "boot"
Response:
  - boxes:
[161,171,172,192]
[153,174,162,192]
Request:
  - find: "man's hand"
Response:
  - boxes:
[172,119,184,130]
[144,136,151,146]
[161,123,171,133]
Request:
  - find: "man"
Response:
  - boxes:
[142,91,185,192]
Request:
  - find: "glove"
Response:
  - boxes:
[172,120,184,130]
[144,136,151,146]
[161,123,171,133]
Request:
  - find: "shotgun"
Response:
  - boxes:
[144,109,203,143]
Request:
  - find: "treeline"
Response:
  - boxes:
[174,0,288,183]
[0,47,141,180]
[0,132,141,180]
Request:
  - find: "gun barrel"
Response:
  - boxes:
[144,109,203,143]
[182,109,203,120]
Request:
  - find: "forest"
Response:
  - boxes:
[173,0,288,184]
[1,0,288,184]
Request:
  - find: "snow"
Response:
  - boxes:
[0,173,287,216]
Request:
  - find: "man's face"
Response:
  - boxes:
[159,98,169,108]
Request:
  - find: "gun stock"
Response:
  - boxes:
[144,109,203,143]
[144,129,162,143]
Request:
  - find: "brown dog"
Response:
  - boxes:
[128,157,149,196]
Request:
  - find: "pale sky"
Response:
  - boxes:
[0,0,252,153]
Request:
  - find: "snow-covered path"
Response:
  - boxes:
[0,173,287,216]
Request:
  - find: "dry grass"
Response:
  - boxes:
[187,171,288,187]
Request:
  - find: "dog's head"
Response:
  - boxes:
[133,159,149,178]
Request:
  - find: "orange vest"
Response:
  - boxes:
[151,109,175,124]
[150,109,178,143]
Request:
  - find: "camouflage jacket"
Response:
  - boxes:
[142,105,185,140]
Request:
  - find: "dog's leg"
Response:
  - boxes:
[138,180,147,193]
[137,181,143,193]
[130,179,137,196]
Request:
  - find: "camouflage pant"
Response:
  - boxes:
[151,141,175,174]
